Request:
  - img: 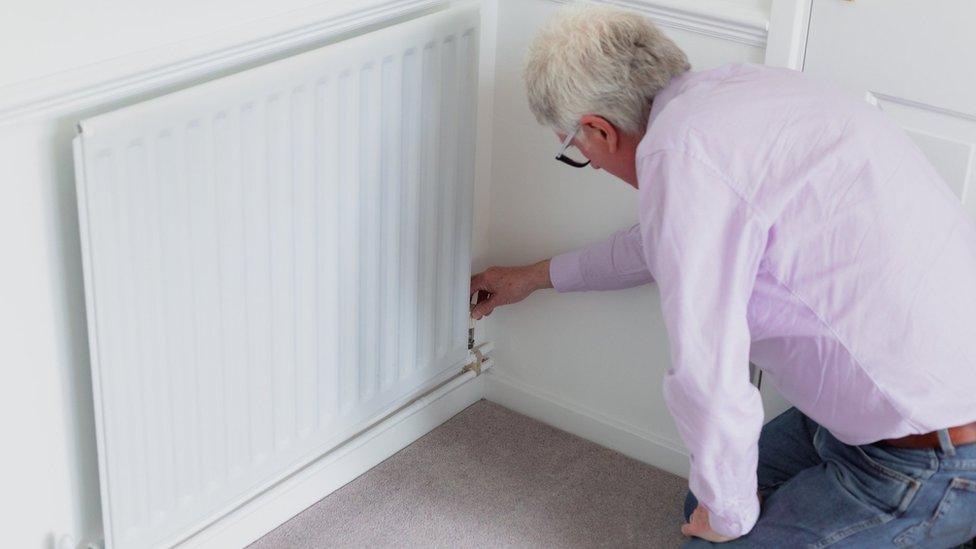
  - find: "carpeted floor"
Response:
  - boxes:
[250,399,689,548]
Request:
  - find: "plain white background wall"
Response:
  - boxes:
[0,2,488,547]
[0,0,774,545]
[0,0,327,87]
[0,117,103,549]
[478,0,770,476]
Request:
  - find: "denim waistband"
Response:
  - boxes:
[939,439,976,471]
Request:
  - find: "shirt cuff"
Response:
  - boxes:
[704,496,760,538]
[549,250,588,293]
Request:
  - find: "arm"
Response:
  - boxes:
[638,149,767,539]
[549,223,655,292]
[470,222,654,319]
[469,260,552,320]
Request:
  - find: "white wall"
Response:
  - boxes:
[1,0,326,87]
[0,118,102,549]
[480,0,771,477]
[0,2,478,547]
[0,0,782,545]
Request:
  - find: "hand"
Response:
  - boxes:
[682,505,737,543]
[469,260,553,320]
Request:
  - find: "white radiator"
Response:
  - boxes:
[72,6,479,547]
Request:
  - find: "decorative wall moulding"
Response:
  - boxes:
[0,0,447,126]
[549,0,769,48]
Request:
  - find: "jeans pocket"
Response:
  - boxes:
[849,445,921,515]
[893,477,976,547]
[809,446,922,547]
[853,445,916,485]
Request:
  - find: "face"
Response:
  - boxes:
[557,115,641,189]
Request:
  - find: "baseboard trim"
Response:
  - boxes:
[547,0,768,47]
[180,373,486,549]
[485,371,690,479]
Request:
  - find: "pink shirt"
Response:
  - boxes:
[549,63,976,537]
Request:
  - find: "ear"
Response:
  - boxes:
[580,115,619,153]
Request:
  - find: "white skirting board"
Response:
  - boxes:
[485,371,690,480]
[182,371,487,549]
[177,354,693,547]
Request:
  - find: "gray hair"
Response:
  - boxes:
[523,3,690,137]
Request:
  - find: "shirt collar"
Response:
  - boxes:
[645,70,695,131]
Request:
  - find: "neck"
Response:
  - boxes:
[619,130,644,189]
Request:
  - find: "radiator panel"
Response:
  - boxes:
[73,7,479,547]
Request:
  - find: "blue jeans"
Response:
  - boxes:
[683,408,976,548]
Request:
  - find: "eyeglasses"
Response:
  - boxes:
[555,123,590,168]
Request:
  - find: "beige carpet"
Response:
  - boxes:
[250,399,689,548]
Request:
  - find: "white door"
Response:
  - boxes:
[759,0,976,418]
[803,0,976,223]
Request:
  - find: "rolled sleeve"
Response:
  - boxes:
[638,149,766,538]
[549,224,655,293]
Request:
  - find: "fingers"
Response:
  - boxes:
[471,293,499,320]
[470,270,498,320]
[681,507,701,538]
[681,505,706,539]
[469,271,489,297]
[681,506,737,543]
[469,264,543,320]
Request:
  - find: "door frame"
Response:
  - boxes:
[765,0,813,70]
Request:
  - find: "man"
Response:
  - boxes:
[470,5,976,547]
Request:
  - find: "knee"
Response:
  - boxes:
[683,490,699,523]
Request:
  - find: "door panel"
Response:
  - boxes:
[803,0,976,222]
[760,0,976,419]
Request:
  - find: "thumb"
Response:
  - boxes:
[472,294,499,320]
